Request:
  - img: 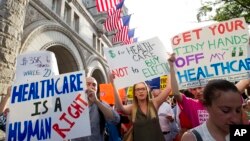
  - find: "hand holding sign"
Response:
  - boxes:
[104,37,169,89]
[171,17,250,89]
[86,88,98,103]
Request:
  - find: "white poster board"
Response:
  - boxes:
[6,71,91,141]
[171,17,250,89]
[15,51,59,83]
[104,37,169,89]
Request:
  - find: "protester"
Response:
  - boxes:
[150,78,179,141]
[168,52,250,141]
[110,58,172,141]
[182,79,243,141]
[71,77,120,141]
[169,53,250,127]
[168,53,209,132]
[0,86,11,132]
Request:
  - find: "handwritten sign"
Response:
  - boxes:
[6,71,91,141]
[171,17,250,89]
[104,37,169,89]
[15,51,59,83]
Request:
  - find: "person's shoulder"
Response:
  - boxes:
[182,130,196,141]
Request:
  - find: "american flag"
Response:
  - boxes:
[133,37,138,43]
[123,38,134,45]
[122,28,135,45]
[96,0,121,12]
[123,37,137,45]
[112,26,129,43]
[104,9,122,32]
[128,28,135,38]
[107,0,124,16]
[104,14,131,32]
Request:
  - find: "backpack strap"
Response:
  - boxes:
[191,129,203,141]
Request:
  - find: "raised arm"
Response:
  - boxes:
[86,87,118,121]
[168,53,183,102]
[235,79,250,94]
[109,73,133,115]
[96,100,120,122]
[152,74,171,110]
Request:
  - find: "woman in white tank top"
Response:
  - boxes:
[181,79,243,141]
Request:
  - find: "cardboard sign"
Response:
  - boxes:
[104,37,169,89]
[15,51,59,83]
[99,84,126,104]
[7,71,91,141]
[171,18,250,89]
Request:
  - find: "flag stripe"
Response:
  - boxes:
[96,0,121,12]
[104,10,122,31]
[112,26,129,43]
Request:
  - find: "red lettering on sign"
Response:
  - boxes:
[53,94,88,138]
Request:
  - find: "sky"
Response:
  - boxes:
[124,0,216,52]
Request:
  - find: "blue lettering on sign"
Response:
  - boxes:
[8,117,51,141]
[11,73,84,104]
[177,58,250,83]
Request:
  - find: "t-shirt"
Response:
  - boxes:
[158,102,174,132]
[179,94,209,128]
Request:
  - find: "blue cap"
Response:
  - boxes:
[147,77,160,90]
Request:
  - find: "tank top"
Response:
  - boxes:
[133,102,165,141]
[191,122,229,141]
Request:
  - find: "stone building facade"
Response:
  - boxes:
[0,0,125,95]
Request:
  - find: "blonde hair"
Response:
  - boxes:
[132,82,156,119]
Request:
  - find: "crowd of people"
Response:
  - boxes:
[0,53,250,141]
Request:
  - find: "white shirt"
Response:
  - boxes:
[192,122,229,141]
[158,102,174,132]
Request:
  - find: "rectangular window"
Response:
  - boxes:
[97,39,101,52]
[101,43,104,56]
[93,34,97,49]
[73,12,80,33]
[52,0,62,15]
[64,2,72,25]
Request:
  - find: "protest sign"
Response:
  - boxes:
[99,84,126,104]
[15,51,59,83]
[126,86,133,101]
[104,37,169,89]
[171,17,250,89]
[6,71,91,141]
[160,75,168,90]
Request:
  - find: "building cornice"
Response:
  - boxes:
[30,0,108,62]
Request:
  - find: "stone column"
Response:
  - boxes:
[0,0,30,95]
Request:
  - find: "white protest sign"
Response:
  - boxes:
[15,51,59,83]
[104,37,169,89]
[171,17,250,89]
[7,71,91,141]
